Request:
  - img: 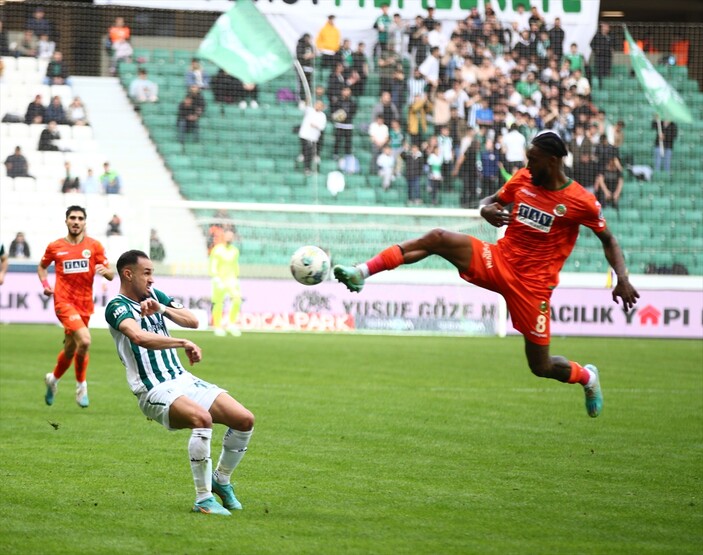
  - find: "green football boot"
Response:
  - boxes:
[212,478,243,510]
[583,364,603,418]
[192,496,231,516]
[45,373,57,406]
[333,265,365,293]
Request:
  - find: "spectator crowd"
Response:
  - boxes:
[277,5,625,206]
[1,8,128,196]
[4,5,634,208]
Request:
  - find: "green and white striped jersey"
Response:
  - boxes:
[105,288,186,394]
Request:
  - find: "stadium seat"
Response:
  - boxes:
[166,156,192,172]
[254,159,275,172]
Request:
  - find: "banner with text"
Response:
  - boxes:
[1,274,701,339]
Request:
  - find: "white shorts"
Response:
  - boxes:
[136,372,226,431]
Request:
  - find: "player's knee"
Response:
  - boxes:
[76,336,91,353]
[423,228,447,248]
[236,410,255,432]
[191,409,213,429]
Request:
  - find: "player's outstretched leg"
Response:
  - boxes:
[45,373,58,406]
[192,496,232,516]
[583,364,603,417]
[333,265,365,293]
[211,476,243,510]
[334,245,406,293]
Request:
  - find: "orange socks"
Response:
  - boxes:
[366,245,404,276]
[568,361,591,386]
[52,351,72,380]
[74,353,89,384]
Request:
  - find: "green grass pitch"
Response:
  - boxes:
[0,324,701,554]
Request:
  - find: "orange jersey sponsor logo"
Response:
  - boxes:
[62,259,91,273]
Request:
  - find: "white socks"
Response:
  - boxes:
[214,428,253,485]
[358,264,370,278]
[189,428,213,503]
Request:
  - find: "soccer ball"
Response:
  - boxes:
[290,246,330,286]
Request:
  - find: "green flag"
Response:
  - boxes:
[623,26,692,124]
[197,0,292,85]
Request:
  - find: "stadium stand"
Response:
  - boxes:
[0,55,207,267]
[118,50,702,274]
[2,6,701,276]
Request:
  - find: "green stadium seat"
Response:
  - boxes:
[200,170,221,184]
[184,143,207,156]
[220,170,242,187]
[236,168,260,186]
[650,197,672,211]
[275,159,296,173]
[212,157,235,172]
[174,168,199,185]
[151,49,173,64]
[377,187,404,205]
[352,188,377,205]
[617,208,640,222]
[344,174,368,190]
[166,156,192,172]
[132,48,152,62]
[270,185,293,202]
[254,159,276,172]
[173,50,195,66]
[683,211,703,225]
[205,183,229,199]
[650,252,675,268]
[263,173,285,187]
[611,65,630,76]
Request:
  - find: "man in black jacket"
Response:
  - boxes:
[38,121,61,151]
[296,33,315,105]
[25,95,46,124]
[331,86,358,160]
[590,23,613,88]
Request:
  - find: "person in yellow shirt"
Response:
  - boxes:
[316,15,341,69]
[209,230,242,337]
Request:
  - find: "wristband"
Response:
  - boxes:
[479,205,487,217]
[41,279,50,289]
[157,303,167,315]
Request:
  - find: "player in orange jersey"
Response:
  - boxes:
[334,131,639,418]
[38,205,115,408]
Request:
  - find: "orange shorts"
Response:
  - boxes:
[459,237,552,345]
[55,302,91,334]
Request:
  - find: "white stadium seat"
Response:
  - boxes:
[71,125,93,141]
[7,124,31,139]
[51,84,73,107]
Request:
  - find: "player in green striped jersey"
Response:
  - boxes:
[105,250,254,516]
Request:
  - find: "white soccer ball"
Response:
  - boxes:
[290,246,330,286]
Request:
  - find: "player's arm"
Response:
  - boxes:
[94,243,115,281]
[117,317,202,365]
[140,297,199,329]
[478,192,511,227]
[95,264,115,281]
[37,263,53,296]
[595,227,640,311]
